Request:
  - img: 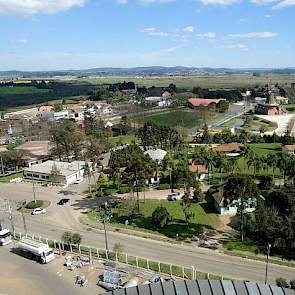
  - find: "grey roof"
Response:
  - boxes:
[105,280,295,295]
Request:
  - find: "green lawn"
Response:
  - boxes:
[0,172,23,183]
[108,133,138,146]
[89,199,219,240]
[285,104,295,112]
[134,109,213,129]
[0,86,51,95]
[249,143,282,156]
[220,118,237,127]
[223,238,260,254]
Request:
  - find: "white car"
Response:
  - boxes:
[74,178,84,184]
[32,208,46,215]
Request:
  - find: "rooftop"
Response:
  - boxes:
[212,143,242,154]
[144,149,167,162]
[105,280,295,295]
[188,98,224,107]
[26,160,88,177]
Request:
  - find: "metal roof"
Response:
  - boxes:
[105,280,295,295]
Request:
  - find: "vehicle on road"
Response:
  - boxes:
[31,208,46,215]
[167,192,181,201]
[57,198,70,205]
[0,229,12,246]
[74,178,84,184]
[14,238,55,264]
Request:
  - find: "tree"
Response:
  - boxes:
[61,231,72,244]
[83,162,92,193]
[192,182,204,203]
[113,243,124,255]
[216,100,229,113]
[53,103,63,112]
[49,163,60,184]
[181,200,195,226]
[224,174,259,241]
[71,233,82,245]
[151,206,172,228]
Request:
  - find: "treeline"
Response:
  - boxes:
[192,87,242,102]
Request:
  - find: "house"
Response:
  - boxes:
[188,98,224,110]
[144,149,167,164]
[15,140,53,167]
[190,161,208,174]
[211,186,257,215]
[282,145,295,155]
[54,110,70,121]
[162,91,172,99]
[145,97,171,108]
[212,142,242,157]
[24,160,92,186]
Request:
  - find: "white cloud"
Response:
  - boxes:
[224,31,277,39]
[141,27,171,37]
[140,0,176,4]
[197,32,217,39]
[117,0,128,4]
[0,0,86,15]
[251,0,277,4]
[219,44,251,50]
[273,0,295,8]
[17,38,28,44]
[200,0,239,6]
[183,26,195,33]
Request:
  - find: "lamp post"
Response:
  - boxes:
[103,201,109,254]
[265,243,271,284]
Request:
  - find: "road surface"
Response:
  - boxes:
[0,182,295,284]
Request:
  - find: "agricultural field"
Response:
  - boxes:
[134,108,213,129]
[89,199,219,240]
[0,86,50,95]
[82,73,295,89]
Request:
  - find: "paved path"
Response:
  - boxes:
[1,183,295,284]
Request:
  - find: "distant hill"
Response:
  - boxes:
[1,66,295,78]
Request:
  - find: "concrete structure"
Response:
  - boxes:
[24,160,91,186]
[188,98,224,110]
[105,280,295,295]
[16,140,52,167]
[144,149,167,164]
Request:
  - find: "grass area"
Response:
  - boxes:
[251,117,278,132]
[20,200,51,214]
[108,133,138,146]
[220,118,237,127]
[0,171,23,183]
[249,143,282,156]
[224,238,260,253]
[134,108,213,129]
[82,74,295,89]
[285,104,295,112]
[0,86,50,95]
[89,199,219,240]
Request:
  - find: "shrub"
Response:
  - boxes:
[25,200,45,209]
[157,183,170,190]
[104,188,117,196]
[151,206,172,228]
[113,243,124,255]
[118,186,131,194]
[61,231,73,244]
[276,278,289,288]
[71,233,82,245]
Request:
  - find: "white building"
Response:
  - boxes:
[24,160,92,186]
[144,149,167,164]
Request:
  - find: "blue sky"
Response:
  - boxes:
[0,0,294,70]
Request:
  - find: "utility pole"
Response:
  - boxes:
[103,202,109,254]
[1,156,4,176]
[265,243,271,284]
[7,200,15,233]
[32,181,36,204]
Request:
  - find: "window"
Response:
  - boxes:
[33,174,40,178]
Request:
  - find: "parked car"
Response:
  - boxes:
[167,192,181,201]
[57,198,70,205]
[32,208,46,215]
[74,178,84,184]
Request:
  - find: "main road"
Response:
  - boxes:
[0,182,294,284]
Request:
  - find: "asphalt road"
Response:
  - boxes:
[1,183,295,284]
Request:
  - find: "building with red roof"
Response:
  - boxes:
[188,98,224,110]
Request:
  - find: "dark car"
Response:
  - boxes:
[57,198,70,205]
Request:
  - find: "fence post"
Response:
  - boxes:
[70,244,73,253]
[97,248,99,259]
[182,267,185,279]
[136,256,139,267]
[13,231,16,239]
[147,259,150,270]
[207,273,210,279]
[39,236,41,241]
[54,240,56,249]
[105,249,109,260]
[89,247,92,264]
[115,252,118,262]
[191,266,195,280]
[58,243,61,255]
[195,270,198,280]
[79,245,81,254]
[158,262,161,273]
[170,264,173,276]
[19,232,22,239]
[125,253,128,265]
[46,238,48,246]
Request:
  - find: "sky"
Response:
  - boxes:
[0,0,294,70]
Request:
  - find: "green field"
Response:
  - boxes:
[0,86,50,95]
[249,143,282,156]
[89,199,219,240]
[134,109,213,129]
[82,74,295,89]
[108,133,138,146]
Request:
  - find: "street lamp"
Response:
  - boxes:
[265,243,271,284]
[103,201,109,254]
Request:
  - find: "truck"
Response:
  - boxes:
[15,238,55,264]
[0,229,12,246]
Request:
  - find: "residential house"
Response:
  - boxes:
[24,160,92,186]
[190,160,208,180]
[210,186,257,215]
[188,98,224,110]
[145,96,171,108]
[212,142,242,157]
